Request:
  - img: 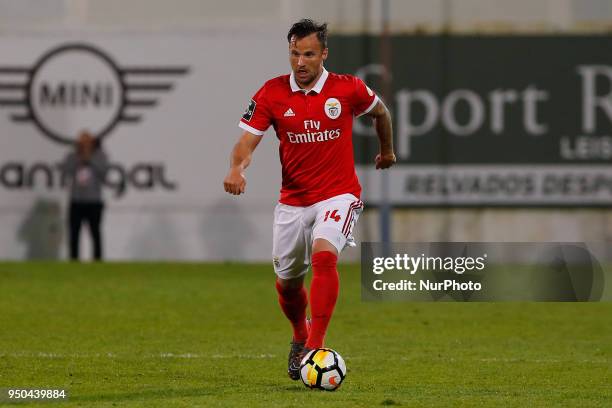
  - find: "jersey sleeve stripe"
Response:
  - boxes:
[238,121,266,136]
[355,94,380,118]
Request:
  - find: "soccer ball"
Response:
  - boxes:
[300,348,346,391]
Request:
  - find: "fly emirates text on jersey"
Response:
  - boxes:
[287,120,341,144]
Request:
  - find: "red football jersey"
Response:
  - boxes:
[239,69,379,206]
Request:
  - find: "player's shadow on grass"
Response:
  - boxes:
[264,382,312,393]
[70,384,309,404]
[67,387,214,403]
[280,386,312,393]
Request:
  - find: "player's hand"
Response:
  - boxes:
[224,168,246,195]
[375,152,396,169]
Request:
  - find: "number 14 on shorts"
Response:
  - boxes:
[324,209,341,222]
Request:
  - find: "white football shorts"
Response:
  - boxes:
[272,193,364,280]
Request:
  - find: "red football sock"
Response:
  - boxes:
[306,251,339,349]
[275,280,309,342]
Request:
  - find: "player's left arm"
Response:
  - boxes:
[366,100,396,169]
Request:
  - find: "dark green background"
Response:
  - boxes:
[327,35,612,165]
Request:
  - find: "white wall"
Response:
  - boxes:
[1,1,612,261]
[1,0,612,33]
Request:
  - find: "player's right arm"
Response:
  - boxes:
[225,83,273,195]
[223,131,262,195]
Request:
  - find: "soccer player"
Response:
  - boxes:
[223,19,395,380]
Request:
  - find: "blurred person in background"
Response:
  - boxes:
[61,131,109,261]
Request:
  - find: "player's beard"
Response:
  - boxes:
[295,68,316,88]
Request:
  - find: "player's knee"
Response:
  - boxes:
[276,276,304,291]
[312,237,339,256]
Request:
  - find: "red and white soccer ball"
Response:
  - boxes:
[300,348,346,391]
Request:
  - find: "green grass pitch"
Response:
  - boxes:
[0,262,610,407]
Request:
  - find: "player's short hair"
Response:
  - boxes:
[287,19,328,49]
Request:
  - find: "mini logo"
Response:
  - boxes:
[283,108,295,117]
[0,43,189,144]
[324,98,341,119]
[273,256,280,268]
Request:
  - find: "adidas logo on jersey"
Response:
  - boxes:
[283,108,295,117]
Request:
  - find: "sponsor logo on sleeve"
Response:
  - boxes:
[242,99,256,122]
